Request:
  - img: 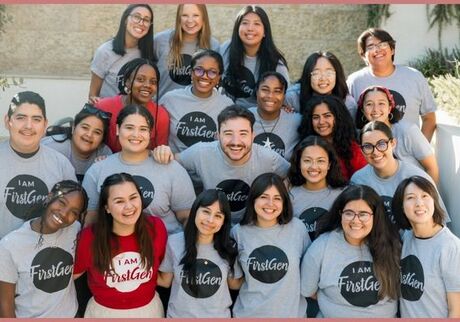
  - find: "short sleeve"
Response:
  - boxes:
[0,240,18,283]
[403,123,433,160]
[159,240,175,273]
[300,237,325,297]
[276,61,290,85]
[170,162,196,211]
[440,239,460,292]
[74,228,93,274]
[82,164,100,211]
[91,41,112,79]
[271,150,290,178]
[417,72,437,115]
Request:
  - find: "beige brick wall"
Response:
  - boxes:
[0,4,367,81]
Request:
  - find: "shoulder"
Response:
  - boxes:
[154,29,173,42]
[395,65,425,79]
[94,39,114,54]
[40,144,72,163]
[347,67,371,82]
[219,40,231,56]
[350,165,373,182]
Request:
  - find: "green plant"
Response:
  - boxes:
[409,48,460,78]
[367,5,391,27]
[426,4,460,50]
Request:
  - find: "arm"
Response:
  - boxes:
[0,281,16,318]
[175,209,189,227]
[152,145,176,165]
[157,271,173,288]
[227,277,244,290]
[447,292,460,318]
[419,155,439,185]
[421,112,436,142]
[88,72,104,104]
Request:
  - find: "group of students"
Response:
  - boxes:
[0,3,459,319]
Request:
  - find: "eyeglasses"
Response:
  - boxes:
[365,41,390,53]
[303,158,328,168]
[82,104,112,121]
[310,70,336,80]
[129,14,153,27]
[360,139,391,155]
[341,210,373,222]
[192,67,219,80]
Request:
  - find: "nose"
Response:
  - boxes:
[24,117,33,129]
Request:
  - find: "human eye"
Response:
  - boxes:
[325,113,333,119]
[32,116,43,122]
[312,115,320,121]
[135,76,145,83]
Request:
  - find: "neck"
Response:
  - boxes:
[10,142,40,156]
[375,158,399,178]
[113,222,135,236]
[31,217,56,235]
[304,181,327,191]
[256,219,277,228]
[197,234,213,245]
[412,222,442,239]
[370,63,395,77]
[191,86,213,99]
[120,149,149,163]
[71,140,92,160]
[244,44,260,57]
[182,32,198,43]
[257,108,280,121]
[124,33,138,49]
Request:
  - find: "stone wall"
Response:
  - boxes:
[0,4,367,81]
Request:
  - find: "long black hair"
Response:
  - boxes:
[180,189,237,284]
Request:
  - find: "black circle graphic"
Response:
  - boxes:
[176,112,217,147]
[254,133,285,157]
[216,179,250,212]
[5,175,49,219]
[31,247,74,293]
[388,89,406,118]
[381,195,394,223]
[339,261,380,307]
[299,207,328,241]
[169,54,192,85]
[223,67,255,99]
[248,245,289,284]
[400,255,424,301]
[132,175,155,208]
[181,258,222,298]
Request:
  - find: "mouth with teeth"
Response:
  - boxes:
[52,213,64,225]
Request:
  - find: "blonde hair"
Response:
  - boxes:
[168,4,212,70]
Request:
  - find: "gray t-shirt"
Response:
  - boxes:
[350,161,448,223]
[154,29,220,98]
[82,153,195,234]
[300,229,397,318]
[0,220,80,317]
[159,232,233,318]
[0,142,77,239]
[91,39,141,98]
[159,85,233,153]
[392,121,433,169]
[347,65,437,127]
[178,141,290,224]
[284,83,357,117]
[290,185,344,240]
[400,227,460,318]
[219,40,290,109]
[249,107,301,160]
[41,137,112,182]
[231,218,310,317]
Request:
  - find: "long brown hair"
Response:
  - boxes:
[92,173,154,273]
[168,4,212,70]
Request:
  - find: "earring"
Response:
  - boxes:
[124,86,131,95]
[388,112,394,121]
[361,115,368,123]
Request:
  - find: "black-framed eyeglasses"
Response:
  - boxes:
[129,14,153,27]
[192,67,219,80]
[360,139,392,155]
[341,210,373,222]
[82,104,112,121]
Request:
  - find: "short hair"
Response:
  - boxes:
[241,172,293,226]
[255,71,288,94]
[190,49,224,75]
[357,28,396,62]
[360,120,394,143]
[217,104,255,132]
[392,175,445,230]
[8,91,46,119]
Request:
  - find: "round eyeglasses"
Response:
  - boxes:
[360,139,391,155]
[192,67,219,80]
[341,210,373,222]
[129,14,152,27]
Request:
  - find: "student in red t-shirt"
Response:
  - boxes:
[74,173,167,318]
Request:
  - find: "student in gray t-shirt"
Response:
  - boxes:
[392,176,460,318]
[301,185,400,318]
[232,173,310,318]
[153,105,290,225]
[83,104,195,234]
[287,136,348,241]
[0,91,77,239]
[154,5,220,98]
[157,189,241,318]
[249,71,301,161]
[159,49,233,153]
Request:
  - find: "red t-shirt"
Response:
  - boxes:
[74,215,167,309]
[95,95,170,152]
[339,141,367,180]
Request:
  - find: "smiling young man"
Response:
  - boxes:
[347,28,437,142]
[154,104,290,224]
[0,91,76,239]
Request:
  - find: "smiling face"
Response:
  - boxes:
[5,103,47,154]
[191,55,221,98]
[312,103,335,140]
[117,113,151,154]
[403,182,435,229]
[218,117,254,166]
[362,90,392,124]
[363,35,394,70]
[195,200,225,242]
[105,181,143,235]
[361,129,395,173]
[341,199,374,246]
[125,6,152,41]
[300,145,330,190]
[180,4,203,39]
[127,64,158,106]
[256,75,284,119]
[254,185,283,228]
[310,57,336,95]
[72,115,105,157]
[42,190,84,234]
[238,12,265,52]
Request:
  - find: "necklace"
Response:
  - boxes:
[258,116,280,150]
